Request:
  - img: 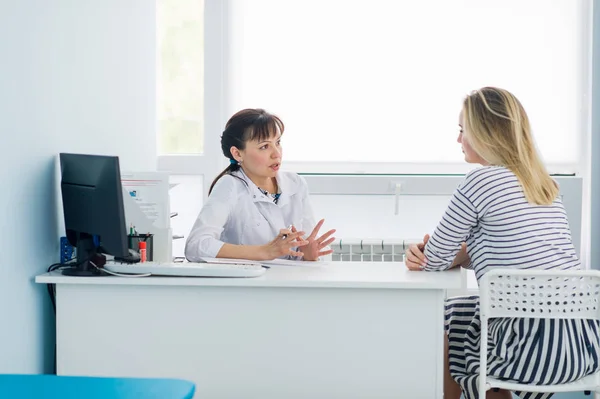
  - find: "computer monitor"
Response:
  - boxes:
[59,153,129,276]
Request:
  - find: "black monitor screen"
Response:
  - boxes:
[60,153,129,276]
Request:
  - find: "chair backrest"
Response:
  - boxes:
[480,268,600,321]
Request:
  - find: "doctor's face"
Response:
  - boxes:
[240,132,283,178]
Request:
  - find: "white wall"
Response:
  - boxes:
[170,187,451,258]
[310,195,450,242]
[0,0,156,373]
[173,181,583,260]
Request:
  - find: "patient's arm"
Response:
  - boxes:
[450,243,470,269]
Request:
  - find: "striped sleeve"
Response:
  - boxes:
[424,185,478,271]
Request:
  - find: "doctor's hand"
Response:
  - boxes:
[295,219,336,261]
[260,229,309,260]
[405,234,430,271]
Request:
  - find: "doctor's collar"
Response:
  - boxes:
[232,169,297,197]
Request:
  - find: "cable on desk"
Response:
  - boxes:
[90,261,151,277]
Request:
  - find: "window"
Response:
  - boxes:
[156,0,591,269]
[157,0,204,155]
[157,0,591,177]
[226,0,591,174]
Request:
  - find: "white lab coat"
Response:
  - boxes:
[185,169,316,261]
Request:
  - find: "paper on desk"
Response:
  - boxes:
[261,259,330,267]
[121,171,172,263]
[198,257,327,267]
[121,171,170,230]
[198,257,263,266]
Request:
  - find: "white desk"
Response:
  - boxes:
[36,262,462,399]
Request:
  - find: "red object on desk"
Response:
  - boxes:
[139,241,147,263]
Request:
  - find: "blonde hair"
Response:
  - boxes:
[462,87,558,205]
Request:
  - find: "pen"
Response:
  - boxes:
[281,224,293,240]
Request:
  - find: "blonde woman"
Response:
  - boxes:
[404,87,600,399]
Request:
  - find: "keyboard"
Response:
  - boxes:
[104,261,267,278]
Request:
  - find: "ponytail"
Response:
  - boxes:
[209,163,241,195]
[210,108,284,195]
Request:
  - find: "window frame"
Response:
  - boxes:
[303,174,584,265]
[156,0,592,230]
[157,0,230,198]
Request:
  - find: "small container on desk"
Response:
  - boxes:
[128,234,154,262]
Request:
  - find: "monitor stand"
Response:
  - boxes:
[61,236,106,276]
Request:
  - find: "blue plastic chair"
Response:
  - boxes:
[0,374,195,399]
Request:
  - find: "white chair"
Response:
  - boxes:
[479,268,600,399]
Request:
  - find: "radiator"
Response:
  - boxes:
[329,238,420,262]
[329,238,472,297]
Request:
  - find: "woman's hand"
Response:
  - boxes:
[260,228,309,260]
[405,234,469,271]
[405,234,430,271]
[296,219,336,261]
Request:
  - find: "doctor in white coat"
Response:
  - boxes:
[185,108,336,262]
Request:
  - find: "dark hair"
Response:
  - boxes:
[209,108,285,195]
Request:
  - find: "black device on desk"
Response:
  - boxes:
[60,153,138,276]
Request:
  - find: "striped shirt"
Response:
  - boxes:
[424,166,580,279]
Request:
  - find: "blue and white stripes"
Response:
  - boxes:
[424,166,579,279]
[431,166,599,399]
